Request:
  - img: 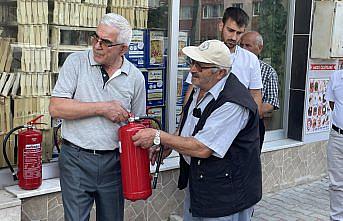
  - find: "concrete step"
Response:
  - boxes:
[0,190,21,221]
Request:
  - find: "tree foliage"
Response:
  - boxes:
[258,0,288,76]
[258,0,288,128]
[147,5,169,29]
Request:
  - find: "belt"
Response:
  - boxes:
[332,124,343,135]
[62,139,117,155]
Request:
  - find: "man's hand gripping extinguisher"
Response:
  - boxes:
[2,115,45,190]
[119,115,164,201]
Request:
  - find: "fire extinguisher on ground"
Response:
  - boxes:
[119,115,164,201]
[2,115,45,190]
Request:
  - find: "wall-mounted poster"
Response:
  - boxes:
[303,59,338,142]
[305,78,331,134]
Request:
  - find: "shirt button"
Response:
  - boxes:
[200,174,203,179]
[197,160,201,165]
[225,173,229,177]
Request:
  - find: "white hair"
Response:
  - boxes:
[211,67,231,75]
[255,34,264,47]
[99,13,132,46]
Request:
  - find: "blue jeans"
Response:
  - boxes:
[59,143,124,221]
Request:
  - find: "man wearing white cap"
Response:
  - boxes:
[184,7,263,117]
[133,40,262,220]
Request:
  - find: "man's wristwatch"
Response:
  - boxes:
[153,130,161,146]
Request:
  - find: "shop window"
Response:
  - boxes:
[179,0,290,137]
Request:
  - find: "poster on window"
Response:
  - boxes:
[305,78,331,134]
[304,59,338,137]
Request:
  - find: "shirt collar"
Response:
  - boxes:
[207,74,230,100]
[88,49,130,75]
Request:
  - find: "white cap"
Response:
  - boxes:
[182,40,232,68]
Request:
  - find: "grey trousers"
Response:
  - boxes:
[183,185,254,221]
[327,129,343,221]
[59,143,124,221]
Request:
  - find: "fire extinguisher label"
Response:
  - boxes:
[23,144,42,179]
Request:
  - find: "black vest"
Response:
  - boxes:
[178,73,262,218]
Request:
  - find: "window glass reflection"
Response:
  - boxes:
[178,0,289,131]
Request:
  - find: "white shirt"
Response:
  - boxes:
[181,74,249,164]
[326,70,343,129]
[186,46,263,89]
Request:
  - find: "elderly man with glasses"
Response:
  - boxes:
[133,40,262,221]
[49,13,146,221]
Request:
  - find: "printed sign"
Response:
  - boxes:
[178,32,188,67]
[147,107,165,129]
[305,78,331,134]
[142,69,164,107]
[147,30,165,67]
[126,29,146,67]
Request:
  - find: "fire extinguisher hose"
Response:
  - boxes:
[2,125,26,181]
[53,123,62,153]
[136,117,164,189]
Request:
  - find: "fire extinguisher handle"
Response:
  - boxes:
[27,115,44,125]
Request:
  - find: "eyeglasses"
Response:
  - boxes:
[90,33,124,48]
[186,59,219,72]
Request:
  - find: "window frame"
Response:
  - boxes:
[202,4,224,19]
[253,1,261,16]
[180,5,193,20]
[171,0,296,145]
[232,3,243,9]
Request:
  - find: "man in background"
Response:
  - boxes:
[184,7,263,116]
[240,31,279,148]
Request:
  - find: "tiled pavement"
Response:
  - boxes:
[252,177,330,221]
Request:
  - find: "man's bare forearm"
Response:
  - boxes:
[250,89,263,118]
[132,128,213,158]
[160,131,213,158]
[49,97,105,120]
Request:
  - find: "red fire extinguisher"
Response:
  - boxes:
[119,115,164,201]
[2,115,45,190]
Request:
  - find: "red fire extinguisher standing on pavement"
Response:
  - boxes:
[2,115,45,190]
[119,115,164,201]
